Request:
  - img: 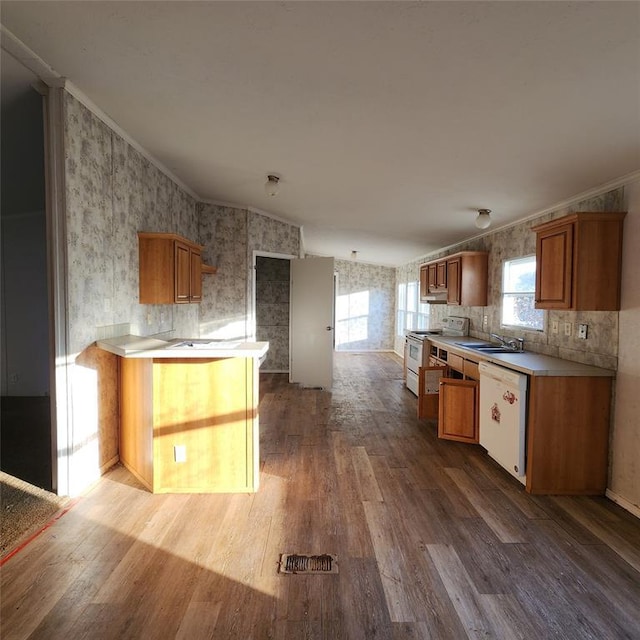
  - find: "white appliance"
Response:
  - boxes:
[478,361,528,484]
[405,317,469,396]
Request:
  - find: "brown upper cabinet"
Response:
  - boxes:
[420,251,488,306]
[531,212,626,310]
[139,232,212,304]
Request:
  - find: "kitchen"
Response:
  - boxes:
[401,212,624,496]
[1,5,639,636]
[0,3,638,521]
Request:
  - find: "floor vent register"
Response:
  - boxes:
[279,553,338,574]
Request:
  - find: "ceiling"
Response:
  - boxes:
[1,1,639,266]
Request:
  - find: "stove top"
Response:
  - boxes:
[406,317,469,340]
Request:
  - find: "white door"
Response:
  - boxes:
[290,257,335,388]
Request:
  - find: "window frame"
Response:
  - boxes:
[397,279,429,337]
[501,255,545,332]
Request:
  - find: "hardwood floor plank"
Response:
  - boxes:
[351,446,384,502]
[426,543,497,639]
[175,600,222,639]
[363,501,416,622]
[444,467,529,543]
[552,495,640,572]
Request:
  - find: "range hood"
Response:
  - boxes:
[423,292,447,304]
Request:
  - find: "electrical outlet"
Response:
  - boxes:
[483,315,488,328]
[551,320,559,334]
[578,323,588,339]
[174,445,187,463]
[564,322,572,337]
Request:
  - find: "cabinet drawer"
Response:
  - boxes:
[448,353,464,373]
[464,360,480,380]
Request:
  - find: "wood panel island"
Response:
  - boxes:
[97,335,268,494]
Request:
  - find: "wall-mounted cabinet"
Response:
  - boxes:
[531,212,626,310]
[420,251,488,306]
[139,232,214,304]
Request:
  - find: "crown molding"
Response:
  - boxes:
[1,24,200,201]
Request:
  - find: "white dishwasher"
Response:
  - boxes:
[478,361,528,485]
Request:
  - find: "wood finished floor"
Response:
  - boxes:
[2,352,640,639]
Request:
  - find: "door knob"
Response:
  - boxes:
[326,326,333,331]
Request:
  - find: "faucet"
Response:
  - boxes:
[490,334,525,351]
[490,333,508,346]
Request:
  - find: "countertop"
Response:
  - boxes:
[427,335,615,377]
[96,335,269,359]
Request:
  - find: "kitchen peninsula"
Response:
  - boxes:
[97,335,269,494]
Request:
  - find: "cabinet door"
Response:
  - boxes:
[436,261,447,289]
[190,248,202,301]
[446,257,461,305]
[174,241,191,303]
[418,365,447,420]
[438,378,478,443]
[419,264,429,301]
[535,223,573,309]
[428,264,438,292]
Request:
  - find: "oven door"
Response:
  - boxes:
[406,337,422,373]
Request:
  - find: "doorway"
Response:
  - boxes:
[1,52,53,490]
[254,254,292,373]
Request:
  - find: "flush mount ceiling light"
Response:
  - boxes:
[475,208,492,229]
[265,174,280,197]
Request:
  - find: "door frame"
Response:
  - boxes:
[42,83,72,496]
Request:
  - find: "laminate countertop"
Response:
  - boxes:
[96,334,269,359]
[427,335,615,377]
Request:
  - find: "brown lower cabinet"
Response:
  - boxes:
[120,356,259,493]
[421,349,480,444]
[526,375,612,495]
[437,378,478,443]
[418,348,613,495]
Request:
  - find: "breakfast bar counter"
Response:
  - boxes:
[97,335,269,494]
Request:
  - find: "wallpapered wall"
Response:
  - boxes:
[334,259,396,351]
[197,204,300,344]
[395,188,624,371]
[65,92,200,351]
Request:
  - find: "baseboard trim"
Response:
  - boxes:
[337,349,396,353]
[100,455,119,475]
[605,489,640,519]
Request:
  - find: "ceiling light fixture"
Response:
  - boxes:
[265,174,280,197]
[475,208,492,229]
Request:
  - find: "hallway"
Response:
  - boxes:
[2,351,639,639]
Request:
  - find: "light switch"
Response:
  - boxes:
[174,445,187,463]
[551,320,559,334]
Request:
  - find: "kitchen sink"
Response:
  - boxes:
[455,341,524,354]
[472,347,525,354]
[455,341,491,348]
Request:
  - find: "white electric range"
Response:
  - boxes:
[405,317,470,395]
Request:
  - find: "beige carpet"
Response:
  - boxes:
[1,472,69,558]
